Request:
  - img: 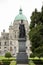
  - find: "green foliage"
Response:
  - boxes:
[29,60,35,65]
[30,8,41,29]
[29,6,43,57]
[0,56,16,65]
[5,52,12,58]
[30,53,35,58]
[29,58,43,65]
[2,59,12,65]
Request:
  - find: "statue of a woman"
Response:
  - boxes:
[19,21,26,38]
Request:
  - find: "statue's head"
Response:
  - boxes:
[21,20,23,24]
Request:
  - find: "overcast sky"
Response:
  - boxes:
[0,0,43,35]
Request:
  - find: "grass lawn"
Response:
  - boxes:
[10,61,16,65]
[0,56,5,60]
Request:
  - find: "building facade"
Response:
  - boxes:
[0,8,31,57]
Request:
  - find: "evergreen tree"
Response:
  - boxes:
[29,6,43,57]
[30,8,41,29]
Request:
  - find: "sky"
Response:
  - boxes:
[0,0,43,35]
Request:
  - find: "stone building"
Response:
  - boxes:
[0,8,31,57]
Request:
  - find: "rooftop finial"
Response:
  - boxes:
[19,8,22,14]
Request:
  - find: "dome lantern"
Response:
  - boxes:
[19,8,22,14]
[15,8,27,21]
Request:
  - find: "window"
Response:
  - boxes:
[10,47,12,51]
[0,42,1,46]
[4,42,6,45]
[4,47,7,48]
[0,50,1,54]
[10,41,12,45]
[0,47,1,49]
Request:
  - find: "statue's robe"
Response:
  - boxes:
[19,24,26,38]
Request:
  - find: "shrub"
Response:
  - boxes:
[5,52,12,58]
[2,59,12,65]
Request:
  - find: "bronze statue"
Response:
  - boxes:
[19,20,26,38]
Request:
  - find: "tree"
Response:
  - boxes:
[29,6,43,57]
[30,8,41,29]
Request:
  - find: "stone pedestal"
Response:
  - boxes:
[17,38,28,65]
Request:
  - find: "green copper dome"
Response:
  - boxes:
[15,8,27,21]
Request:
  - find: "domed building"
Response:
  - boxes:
[0,8,31,57]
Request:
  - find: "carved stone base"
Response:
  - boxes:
[17,38,28,64]
[17,52,28,64]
